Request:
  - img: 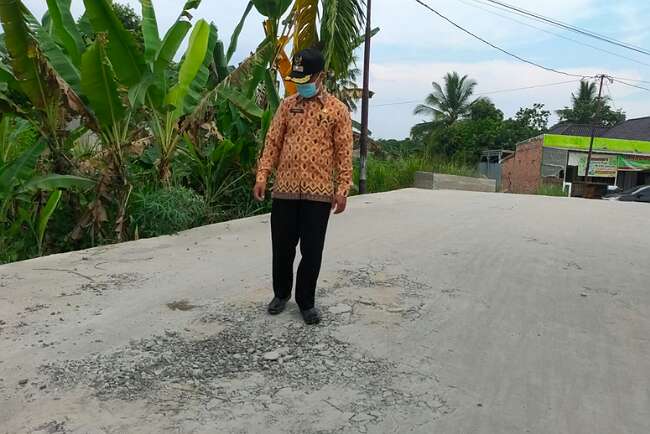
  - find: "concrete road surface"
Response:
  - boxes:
[1,189,648,434]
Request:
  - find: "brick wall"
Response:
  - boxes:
[501,138,543,194]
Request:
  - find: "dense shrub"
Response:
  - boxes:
[129,187,208,238]
[353,156,477,194]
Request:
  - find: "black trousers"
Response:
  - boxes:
[271,199,331,311]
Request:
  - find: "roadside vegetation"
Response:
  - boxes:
[0,0,625,263]
[0,0,366,263]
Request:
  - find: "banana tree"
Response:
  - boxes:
[132,0,218,182]
[232,0,366,97]
[0,113,35,163]
[0,139,93,257]
[0,0,95,172]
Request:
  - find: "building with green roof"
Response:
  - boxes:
[500,118,650,194]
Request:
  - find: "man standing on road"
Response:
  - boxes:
[253,48,354,325]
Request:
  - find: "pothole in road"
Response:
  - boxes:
[331,264,431,298]
[42,305,390,402]
[39,302,449,427]
[166,300,198,311]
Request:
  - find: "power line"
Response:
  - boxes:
[412,0,590,79]
[612,78,650,92]
[372,79,580,108]
[454,0,650,69]
[609,75,650,85]
[479,0,650,57]
[479,79,579,95]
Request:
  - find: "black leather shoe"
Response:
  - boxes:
[301,308,321,325]
[268,297,289,315]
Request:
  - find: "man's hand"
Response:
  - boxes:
[332,195,347,214]
[253,181,266,201]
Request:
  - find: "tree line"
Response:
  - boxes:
[377,72,627,162]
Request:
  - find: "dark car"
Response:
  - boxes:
[603,185,650,203]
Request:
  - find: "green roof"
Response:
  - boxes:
[543,134,650,155]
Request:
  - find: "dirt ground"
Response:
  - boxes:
[1,189,649,433]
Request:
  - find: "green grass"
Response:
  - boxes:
[536,184,568,197]
[353,156,478,194]
[129,186,208,238]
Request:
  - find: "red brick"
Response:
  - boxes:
[501,138,543,194]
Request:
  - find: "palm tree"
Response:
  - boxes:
[572,80,597,106]
[556,80,600,124]
[325,65,369,112]
[292,0,365,78]
[414,72,478,125]
[556,80,625,127]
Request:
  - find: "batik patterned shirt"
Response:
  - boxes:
[256,91,353,202]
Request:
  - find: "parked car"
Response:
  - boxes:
[603,185,650,203]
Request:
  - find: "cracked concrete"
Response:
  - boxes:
[1,189,649,433]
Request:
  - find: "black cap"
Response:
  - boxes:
[287,48,325,84]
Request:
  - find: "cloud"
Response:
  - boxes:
[17,0,650,139]
[371,0,598,54]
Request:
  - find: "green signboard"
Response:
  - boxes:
[617,156,650,171]
[544,134,650,155]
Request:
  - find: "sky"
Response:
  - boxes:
[20,0,650,139]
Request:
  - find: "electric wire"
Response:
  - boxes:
[412,0,592,79]
[372,79,580,108]
[478,0,650,57]
[453,0,650,69]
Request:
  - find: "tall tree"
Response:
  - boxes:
[414,72,478,125]
[77,2,145,49]
[556,80,625,128]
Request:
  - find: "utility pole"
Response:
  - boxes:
[358,0,372,194]
[585,74,607,181]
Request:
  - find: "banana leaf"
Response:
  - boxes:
[251,0,292,19]
[0,0,57,107]
[76,12,92,38]
[0,139,45,195]
[0,4,88,121]
[151,5,194,102]
[165,19,217,119]
[260,108,273,142]
[263,69,279,114]
[80,35,126,130]
[219,86,263,121]
[139,0,161,65]
[129,72,154,109]
[20,174,94,193]
[293,0,318,53]
[36,188,61,253]
[218,38,274,90]
[22,8,81,92]
[83,0,145,87]
[244,40,275,98]
[212,39,230,84]
[182,0,202,17]
[154,21,191,76]
[0,82,21,114]
[45,0,84,66]
[0,32,6,57]
[227,1,253,63]
[0,61,16,88]
[154,0,202,74]
[41,10,51,32]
